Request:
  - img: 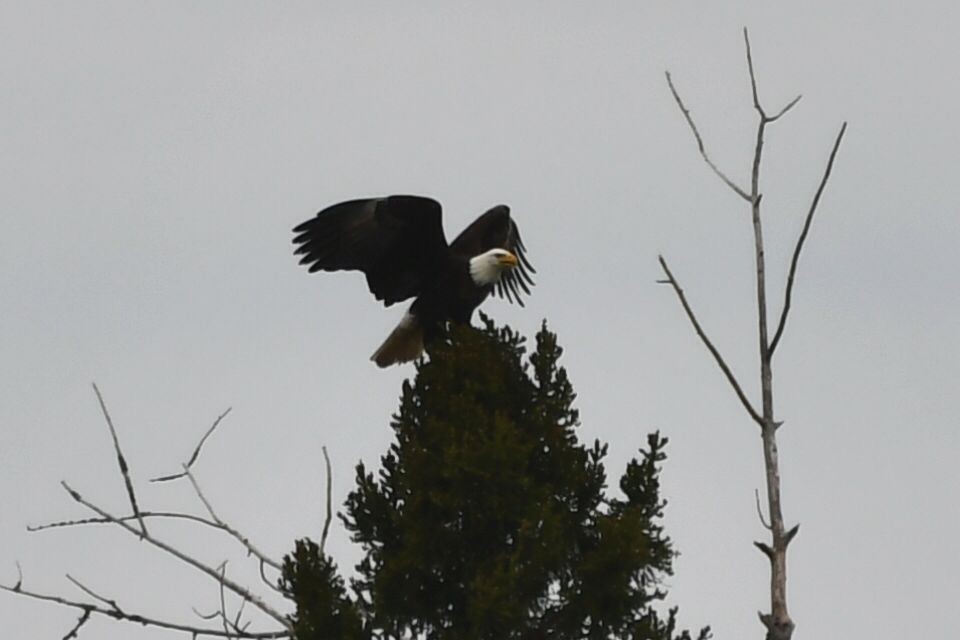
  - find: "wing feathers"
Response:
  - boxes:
[451,205,535,306]
[294,196,534,309]
[292,196,447,305]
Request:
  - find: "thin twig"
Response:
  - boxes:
[769,122,847,355]
[768,95,803,122]
[753,540,775,560]
[151,408,233,483]
[665,71,752,202]
[744,28,802,124]
[785,524,800,546]
[196,562,250,639]
[92,383,147,537]
[66,574,122,612]
[744,28,765,118]
[183,468,282,571]
[259,559,283,595]
[32,511,231,533]
[59,481,292,632]
[218,563,233,640]
[194,606,221,621]
[657,256,764,427]
[31,511,281,572]
[320,446,333,555]
[754,488,772,530]
[0,582,288,639]
[234,595,250,634]
[61,608,91,640]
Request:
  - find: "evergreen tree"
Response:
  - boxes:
[281,316,708,640]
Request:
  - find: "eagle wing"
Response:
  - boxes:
[449,205,536,306]
[293,195,448,306]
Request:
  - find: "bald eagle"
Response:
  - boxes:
[292,195,535,367]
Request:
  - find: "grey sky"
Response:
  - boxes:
[2,2,958,638]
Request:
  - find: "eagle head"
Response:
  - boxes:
[469,248,518,286]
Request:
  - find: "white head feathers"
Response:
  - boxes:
[469,248,518,286]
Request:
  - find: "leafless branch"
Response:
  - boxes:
[32,510,282,574]
[744,28,802,124]
[320,446,333,554]
[151,408,233,483]
[11,400,297,638]
[33,467,284,576]
[1,581,288,639]
[59,481,292,632]
[665,29,842,640]
[784,524,800,547]
[657,255,764,427]
[754,488,772,530]
[183,468,282,571]
[193,563,253,640]
[92,383,147,537]
[744,28,764,118]
[234,595,251,634]
[66,574,122,612]
[665,71,752,202]
[193,605,221,621]
[185,468,220,524]
[769,122,848,355]
[767,95,802,123]
[218,563,233,639]
[31,511,231,533]
[259,559,283,595]
[753,540,775,560]
[62,607,91,640]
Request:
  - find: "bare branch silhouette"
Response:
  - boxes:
[768,95,802,123]
[183,467,282,571]
[10,396,299,638]
[66,574,122,612]
[320,445,333,554]
[657,256,764,427]
[62,608,91,640]
[742,28,802,124]
[92,383,147,537]
[259,559,283,595]
[59,481,292,631]
[31,509,281,572]
[31,511,237,533]
[755,488,772,530]
[0,577,288,639]
[151,407,233,483]
[663,27,846,640]
[769,122,848,355]
[665,71,752,202]
[744,28,764,117]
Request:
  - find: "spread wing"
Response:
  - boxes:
[449,205,536,306]
[292,195,448,306]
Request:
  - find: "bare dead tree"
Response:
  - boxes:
[2,384,335,639]
[660,29,846,640]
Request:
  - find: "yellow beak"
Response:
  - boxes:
[498,252,519,268]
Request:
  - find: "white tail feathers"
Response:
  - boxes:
[370,312,424,368]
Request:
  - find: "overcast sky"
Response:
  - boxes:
[2,2,958,638]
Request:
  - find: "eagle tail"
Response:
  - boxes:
[371,311,424,368]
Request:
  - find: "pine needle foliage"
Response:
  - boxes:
[281,316,708,640]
